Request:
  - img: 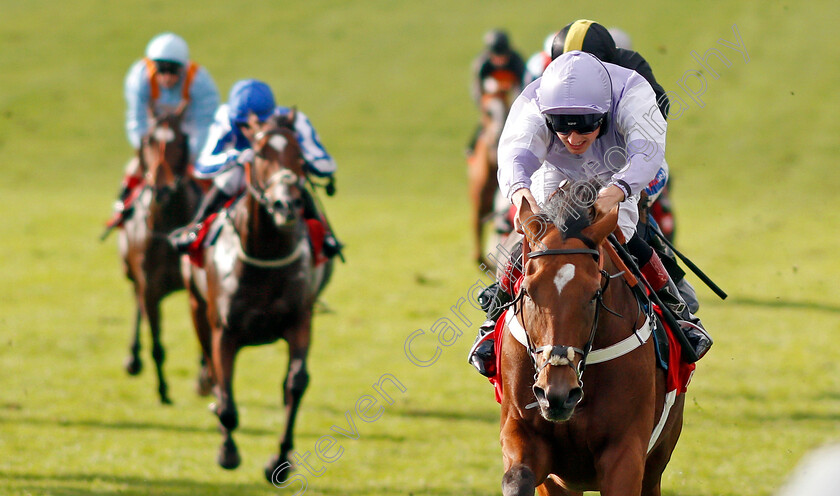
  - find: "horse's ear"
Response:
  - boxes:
[276,107,297,130]
[518,197,550,246]
[583,205,619,244]
[247,112,262,133]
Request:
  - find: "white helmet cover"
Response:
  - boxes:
[608,27,633,50]
[145,33,189,65]
[537,51,611,115]
[543,31,558,54]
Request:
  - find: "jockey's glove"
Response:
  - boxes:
[236,148,255,165]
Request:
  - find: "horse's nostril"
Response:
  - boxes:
[565,387,584,408]
[532,385,547,403]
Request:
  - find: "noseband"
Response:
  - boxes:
[244,166,301,216]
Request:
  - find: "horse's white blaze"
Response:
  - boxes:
[268,134,288,152]
[553,263,576,297]
[153,127,176,143]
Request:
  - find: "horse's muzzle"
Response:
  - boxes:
[532,383,583,422]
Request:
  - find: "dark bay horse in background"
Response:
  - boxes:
[498,195,684,496]
[467,75,515,267]
[183,118,333,481]
[119,110,204,404]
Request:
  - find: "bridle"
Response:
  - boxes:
[242,128,306,218]
[143,119,188,199]
[515,243,629,392]
[233,129,308,269]
[140,118,195,239]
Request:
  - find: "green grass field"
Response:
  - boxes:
[1,1,839,495]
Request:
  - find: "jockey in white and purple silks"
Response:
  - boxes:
[170,79,342,258]
[468,51,712,377]
[499,50,668,241]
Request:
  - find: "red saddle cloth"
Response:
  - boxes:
[104,176,145,229]
[486,277,694,405]
[186,212,220,268]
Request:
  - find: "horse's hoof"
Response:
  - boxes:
[160,395,173,406]
[124,356,142,376]
[265,454,293,485]
[217,439,241,470]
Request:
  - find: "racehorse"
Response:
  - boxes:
[183,117,333,480]
[467,76,515,267]
[497,193,685,496]
[118,110,204,404]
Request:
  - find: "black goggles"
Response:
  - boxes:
[155,60,183,75]
[546,113,605,135]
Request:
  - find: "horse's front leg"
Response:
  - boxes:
[468,136,491,266]
[211,327,241,470]
[500,419,553,496]
[595,439,647,496]
[124,260,146,376]
[265,315,312,484]
[186,277,214,396]
[124,306,143,376]
[144,283,171,405]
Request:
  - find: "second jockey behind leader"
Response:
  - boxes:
[169,79,342,260]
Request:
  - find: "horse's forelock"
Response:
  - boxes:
[542,188,595,239]
[254,127,303,180]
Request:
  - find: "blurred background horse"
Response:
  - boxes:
[118,110,203,404]
[467,71,517,267]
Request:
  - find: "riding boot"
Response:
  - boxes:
[467,270,515,377]
[300,186,344,260]
[640,250,713,360]
[468,319,498,378]
[638,221,700,315]
[169,186,233,253]
[107,175,143,227]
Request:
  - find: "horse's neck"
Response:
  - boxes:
[595,254,642,344]
[239,195,302,259]
[482,95,509,159]
[149,180,199,231]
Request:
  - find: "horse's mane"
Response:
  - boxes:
[541,178,605,239]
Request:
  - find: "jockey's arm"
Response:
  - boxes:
[124,61,151,150]
[185,67,221,163]
[293,111,336,178]
[194,106,242,179]
[497,86,552,202]
[608,74,668,201]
